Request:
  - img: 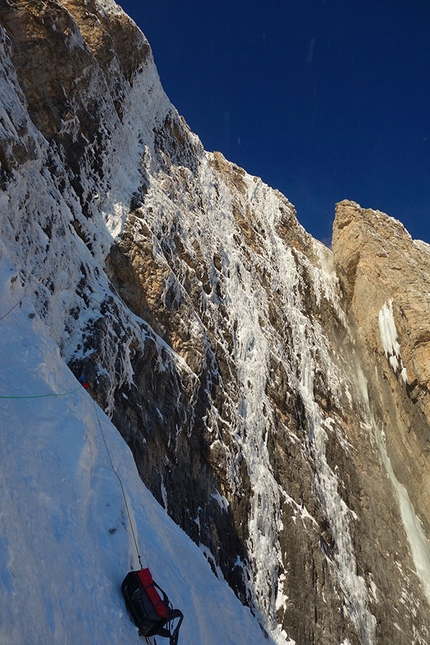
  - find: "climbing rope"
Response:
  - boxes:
[91,398,143,569]
[0,292,143,566]
[0,377,143,567]
[0,294,27,321]
[0,387,81,399]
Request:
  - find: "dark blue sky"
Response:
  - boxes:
[118,0,430,245]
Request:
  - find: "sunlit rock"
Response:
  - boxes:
[1,3,430,644]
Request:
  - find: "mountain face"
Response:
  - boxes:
[1,2,430,644]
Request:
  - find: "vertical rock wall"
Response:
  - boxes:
[333,199,430,600]
[1,3,430,643]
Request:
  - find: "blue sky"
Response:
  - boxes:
[118,0,430,245]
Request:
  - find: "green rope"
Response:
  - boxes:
[0,382,143,566]
[0,386,81,399]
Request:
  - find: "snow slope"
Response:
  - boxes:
[0,257,276,645]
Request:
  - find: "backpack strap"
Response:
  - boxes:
[136,570,184,644]
[167,608,184,645]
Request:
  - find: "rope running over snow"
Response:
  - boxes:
[91,398,143,569]
[0,385,143,567]
[0,387,81,399]
[0,294,27,321]
[0,294,143,566]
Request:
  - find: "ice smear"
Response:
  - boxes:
[378,300,408,383]
[356,365,430,605]
[135,151,378,642]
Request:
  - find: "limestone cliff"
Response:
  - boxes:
[1,2,430,644]
[333,199,430,591]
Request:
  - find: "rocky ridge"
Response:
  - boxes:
[1,2,430,644]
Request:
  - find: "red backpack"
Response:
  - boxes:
[121,568,183,644]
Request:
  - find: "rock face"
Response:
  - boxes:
[1,3,430,644]
[333,199,430,585]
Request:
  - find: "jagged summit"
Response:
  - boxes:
[1,2,430,644]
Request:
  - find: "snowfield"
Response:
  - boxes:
[0,257,277,645]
